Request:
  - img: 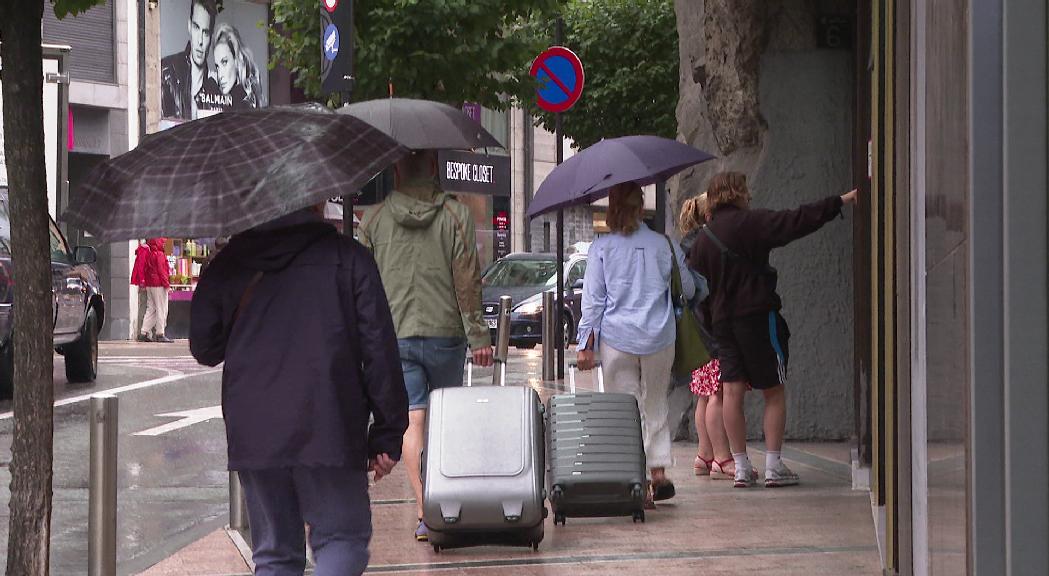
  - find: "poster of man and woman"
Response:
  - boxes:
[159,0,269,128]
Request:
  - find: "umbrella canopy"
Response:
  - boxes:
[63,105,407,242]
[338,98,503,150]
[527,136,715,218]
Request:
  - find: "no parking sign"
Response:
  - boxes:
[530,46,585,113]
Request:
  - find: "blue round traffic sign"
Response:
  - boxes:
[530,46,585,113]
[323,24,340,62]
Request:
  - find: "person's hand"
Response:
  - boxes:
[841,188,859,205]
[472,345,494,368]
[577,350,596,371]
[369,453,398,482]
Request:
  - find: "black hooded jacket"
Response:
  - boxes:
[690,196,844,326]
[190,210,408,470]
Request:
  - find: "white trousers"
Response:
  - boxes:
[599,341,675,469]
[141,287,169,337]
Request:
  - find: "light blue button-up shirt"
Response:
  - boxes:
[576,223,694,356]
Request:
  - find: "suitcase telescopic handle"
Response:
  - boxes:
[567,361,603,393]
[464,357,508,387]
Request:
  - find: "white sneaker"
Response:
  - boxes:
[764,461,800,487]
[733,465,758,488]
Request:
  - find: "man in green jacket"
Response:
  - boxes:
[357,150,493,542]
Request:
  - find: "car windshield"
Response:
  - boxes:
[482,259,558,288]
[0,190,10,257]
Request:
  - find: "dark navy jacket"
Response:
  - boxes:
[190,213,408,471]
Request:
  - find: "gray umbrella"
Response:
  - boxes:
[338,98,503,150]
[62,105,407,242]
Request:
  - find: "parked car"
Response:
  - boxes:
[481,251,587,349]
[0,187,105,398]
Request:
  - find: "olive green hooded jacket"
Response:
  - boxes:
[357,180,488,350]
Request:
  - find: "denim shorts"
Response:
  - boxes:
[398,337,467,411]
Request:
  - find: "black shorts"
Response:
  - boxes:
[714,311,790,390]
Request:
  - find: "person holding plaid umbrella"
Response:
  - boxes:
[65,106,411,575]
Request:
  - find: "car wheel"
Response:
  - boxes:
[0,341,12,400]
[65,308,98,384]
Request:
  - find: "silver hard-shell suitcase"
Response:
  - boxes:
[421,359,547,552]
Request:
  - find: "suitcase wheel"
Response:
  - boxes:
[432,545,442,553]
[532,541,540,551]
[633,510,646,523]
[631,484,644,500]
[554,513,566,526]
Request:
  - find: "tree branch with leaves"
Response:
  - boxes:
[270,0,565,108]
[531,0,678,149]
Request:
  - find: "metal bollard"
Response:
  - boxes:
[493,295,512,386]
[89,394,118,576]
[229,471,249,532]
[541,290,556,381]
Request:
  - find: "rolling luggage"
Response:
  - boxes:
[422,359,547,552]
[547,362,647,525]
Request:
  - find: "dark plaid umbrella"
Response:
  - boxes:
[62,105,407,242]
[527,136,715,218]
[338,98,503,150]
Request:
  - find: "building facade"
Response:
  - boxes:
[862,1,1047,573]
[42,0,138,340]
[672,1,1048,572]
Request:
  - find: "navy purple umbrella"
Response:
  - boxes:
[526,135,715,218]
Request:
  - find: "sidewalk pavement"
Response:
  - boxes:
[138,351,880,575]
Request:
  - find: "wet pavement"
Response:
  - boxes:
[143,348,878,575]
[0,342,228,575]
[0,344,881,575]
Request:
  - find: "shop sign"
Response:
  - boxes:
[493,208,511,259]
[462,101,482,123]
[495,230,511,260]
[493,210,510,231]
[439,150,510,197]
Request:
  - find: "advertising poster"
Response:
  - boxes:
[160,0,268,126]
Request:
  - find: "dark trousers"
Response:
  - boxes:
[239,466,372,576]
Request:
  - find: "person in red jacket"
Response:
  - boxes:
[132,238,173,343]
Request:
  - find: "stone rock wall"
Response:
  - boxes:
[670,0,856,441]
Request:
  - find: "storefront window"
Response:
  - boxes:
[166,238,216,293]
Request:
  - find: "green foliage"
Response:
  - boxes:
[531,0,679,149]
[270,0,565,109]
[51,0,106,19]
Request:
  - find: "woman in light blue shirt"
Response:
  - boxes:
[577,182,694,508]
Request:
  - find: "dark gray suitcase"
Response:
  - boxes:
[546,362,647,525]
[422,360,547,552]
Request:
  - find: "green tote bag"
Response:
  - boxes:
[665,236,710,376]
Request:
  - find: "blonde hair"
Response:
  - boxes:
[606,183,644,235]
[706,171,750,215]
[678,193,708,234]
[214,23,263,107]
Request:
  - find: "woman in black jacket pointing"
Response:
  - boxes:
[690,172,857,489]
